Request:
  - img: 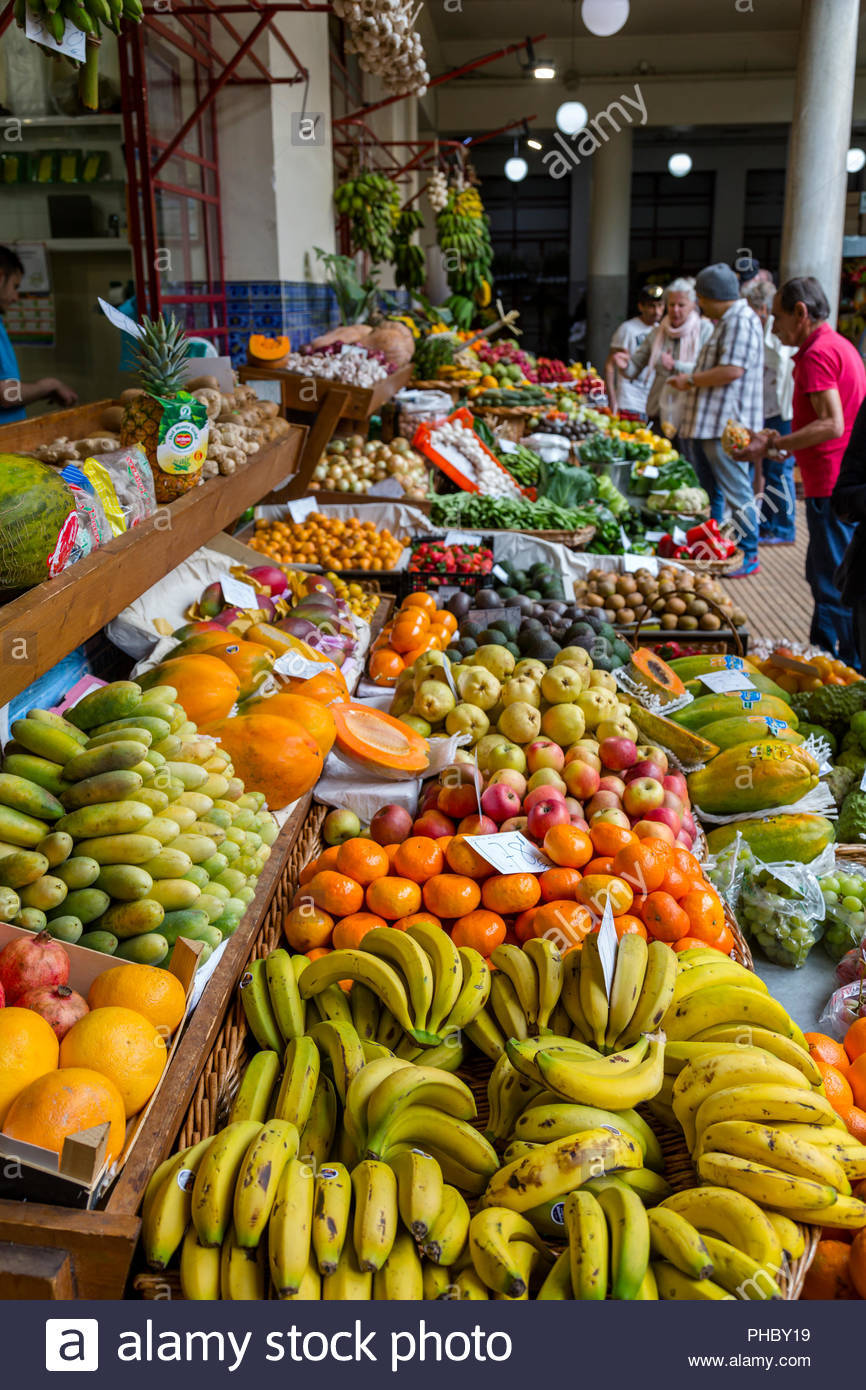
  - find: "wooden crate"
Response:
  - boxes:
[0,399,118,451]
[0,795,320,1300]
[238,363,413,422]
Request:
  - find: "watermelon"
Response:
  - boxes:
[0,454,77,589]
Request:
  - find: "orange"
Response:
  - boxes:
[3,1067,126,1166]
[589,823,634,857]
[845,1017,866,1064]
[383,843,402,866]
[640,891,691,943]
[392,911,443,933]
[708,922,736,956]
[366,876,423,921]
[306,947,331,961]
[88,963,186,1034]
[513,906,541,943]
[847,1054,866,1111]
[801,1240,858,1300]
[452,908,507,956]
[445,836,494,879]
[401,592,437,615]
[435,611,458,635]
[614,914,648,941]
[806,1032,851,1074]
[422,874,481,919]
[331,911,388,949]
[815,1059,855,1115]
[613,839,671,896]
[0,1008,59,1125]
[674,935,716,954]
[313,846,342,875]
[837,1104,866,1145]
[543,824,593,869]
[369,650,406,686]
[532,900,594,950]
[481,872,541,915]
[584,856,615,877]
[539,867,582,902]
[283,902,334,951]
[308,869,365,917]
[429,623,452,647]
[336,839,390,887]
[60,1006,167,1117]
[679,888,727,943]
[393,836,445,884]
[575,874,634,917]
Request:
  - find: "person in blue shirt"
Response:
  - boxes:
[0,246,77,422]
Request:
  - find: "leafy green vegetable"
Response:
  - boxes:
[578,433,626,465]
[594,472,629,517]
[537,458,598,507]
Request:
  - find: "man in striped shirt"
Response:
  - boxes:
[669,262,765,577]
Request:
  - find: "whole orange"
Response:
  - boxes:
[532,900,593,951]
[481,872,541,915]
[3,1067,126,1166]
[445,836,495,879]
[0,1008,59,1125]
[283,903,334,952]
[60,1006,167,1117]
[539,867,582,903]
[422,874,481,919]
[88,963,186,1034]
[452,909,506,956]
[848,1054,866,1111]
[805,1032,851,1074]
[575,874,634,918]
[393,836,445,884]
[801,1240,858,1299]
[816,1059,855,1116]
[543,824,594,869]
[336,839,390,887]
[308,869,364,917]
[613,839,671,895]
[845,1017,866,1064]
[392,911,443,933]
[366,876,423,921]
[331,912,388,949]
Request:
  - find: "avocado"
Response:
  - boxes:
[458,636,477,656]
[505,642,521,659]
[525,588,542,600]
[497,585,519,601]
[445,647,463,663]
[479,628,508,647]
[447,591,472,618]
[459,620,483,640]
[490,620,518,642]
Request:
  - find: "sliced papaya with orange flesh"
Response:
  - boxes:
[627,648,686,701]
[333,703,429,774]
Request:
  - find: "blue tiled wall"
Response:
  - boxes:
[225,281,340,363]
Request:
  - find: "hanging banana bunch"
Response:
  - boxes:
[334,173,402,264]
[14,0,143,109]
[436,185,494,307]
[393,208,426,293]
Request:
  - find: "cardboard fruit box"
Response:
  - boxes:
[0,929,200,1209]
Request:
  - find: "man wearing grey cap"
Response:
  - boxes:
[669,262,765,577]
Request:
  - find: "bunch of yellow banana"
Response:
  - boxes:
[660,947,806,1048]
[297,925,491,1049]
[487,939,567,1039]
[564,934,678,1055]
[503,1029,666,1110]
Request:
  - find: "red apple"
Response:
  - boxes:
[457,814,498,836]
[598,736,638,772]
[563,760,601,800]
[622,778,665,818]
[563,796,583,817]
[682,810,697,838]
[570,814,590,831]
[488,769,528,798]
[370,803,414,845]
[481,784,522,824]
[565,745,602,773]
[438,783,478,818]
[598,775,626,799]
[421,784,441,811]
[527,768,567,795]
[636,745,669,773]
[677,829,695,848]
[589,807,631,830]
[413,808,456,839]
[632,819,676,845]
[586,790,622,816]
[662,790,684,817]
[644,805,682,836]
[526,738,566,774]
[663,772,689,802]
[527,797,570,841]
[625,759,666,785]
[501,815,529,834]
[524,784,566,813]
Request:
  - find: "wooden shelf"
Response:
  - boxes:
[0,420,306,707]
[239,361,412,422]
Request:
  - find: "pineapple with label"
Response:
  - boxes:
[120,314,201,503]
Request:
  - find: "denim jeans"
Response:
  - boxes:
[759,416,796,541]
[690,437,759,564]
[805,496,857,663]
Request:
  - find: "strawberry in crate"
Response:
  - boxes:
[408,540,494,581]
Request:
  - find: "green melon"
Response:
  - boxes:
[0,454,77,589]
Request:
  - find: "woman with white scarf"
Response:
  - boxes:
[611,278,714,434]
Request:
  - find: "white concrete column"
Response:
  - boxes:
[270,14,336,282]
[587,127,633,372]
[780,0,859,322]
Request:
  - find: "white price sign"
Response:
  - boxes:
[287,496,318,523]
[673,526,688,545]
[699,670,757,695]
[26,7,85,60]
[497,440,518,455]
[444,531,483,547]
[492,564,509,582]
[645,530,667,543]
[463,831,551,875]
[597,899,618,997]
[98,296,142,339]
[273,652,333,679]
[369,478,404,499]
[860,766,866,793]
[622,553,646,573]
[220,574,259,609]
[642,465,660,480]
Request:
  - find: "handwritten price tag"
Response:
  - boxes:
[444,531,483,547]
[287,496,318,523]
[463,831,551,875]
[97,296,142,339]
[699,670,757,695]
[220,574,259,609]
[597,899,618,997]
[25,8,86,59]
[673,526,688,545]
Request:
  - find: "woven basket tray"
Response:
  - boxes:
[132,803,812,1302]
[673,548,745,577]
[493,525,596,550]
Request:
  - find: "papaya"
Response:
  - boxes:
[684,673,791,703]
[0,773,64,822]
[56,801,155,839]
[75,833,162,865]
[26,708,88,746]
[96,716,172,742]
[0,850,51,889]
[54,856,101,889]
[115,933,169,965]
[19,875,67,911]
[99,898,165,940]
[62,741,150,783]
[95,865,154,901]
[1,753,66,796]
[37,831,74,866]
[628,702,719,765]
[55,888,110,924]
[687,742,820,817]
[627,648,686,701]
[0,805,49,848]
[697,715,804,752]
[78,930,119,955]
[85,726,154,751]
[668,654,761,682]
[60,770,145,811]
[66,681,142,731]
[671,692,797,732]
[10,719,83,766]
[158,908,209,945]
[705,813,836,864]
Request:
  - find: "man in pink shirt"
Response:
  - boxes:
[748,276,866,662]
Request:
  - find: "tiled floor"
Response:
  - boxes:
[720,500,813,647]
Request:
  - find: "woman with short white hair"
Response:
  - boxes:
[611,277,714,431]
[744,278,796,543]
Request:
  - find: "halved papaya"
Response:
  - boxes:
[333,703,429,774]
[627,648,686,701]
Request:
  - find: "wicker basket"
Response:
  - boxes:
[494,525,597,550]
[674,548,745,577]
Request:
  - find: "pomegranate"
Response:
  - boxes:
[17,983,89,1040]
[0,930,70,1003]
[0,979,4,1007]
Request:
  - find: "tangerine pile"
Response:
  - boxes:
[250,514,407,572]
[369,591,458,685]
[283,819,731,960]
[804,1018,866,1144]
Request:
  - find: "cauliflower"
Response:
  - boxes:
[646,486,710,515]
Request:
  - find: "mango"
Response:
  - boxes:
[96,715,172,742]
[197,924,224,950]
[0,848,50,887]
[62,741,150,783]
[199,852,228,879]
[175,791,214,818]
[170,833,217,864]
[163,802,197,831]
[75,833,162,865]
[54,855,101,889]
[0,887,21,919]
[214,867,247,897]
[1,753,66,796]
[115,932,168,965]
[191,820,225,846]
[14,907,47,931]
[150,735,182,758]
[164,761,209,792]
[78,930,119,955]
[130,787,170,815]
[37,831,74,867]
[57,801,155,840]
[146,817,182,846]
[57,888,110,924]
[195,892,227,923]
[11,718,86,765]
[183,865,211,890]
[100,897,165,940]
[66,681,142,731]
[95,864,154,901]
[19,875,67,912]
